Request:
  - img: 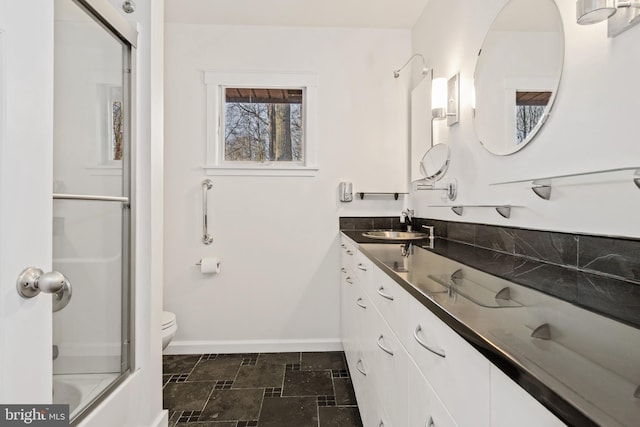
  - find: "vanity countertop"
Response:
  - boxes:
[342,231,640,427]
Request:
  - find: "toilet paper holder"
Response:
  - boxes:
[196,258,221,274]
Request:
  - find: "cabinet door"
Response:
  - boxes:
[408,358,458,427]
[407,297,491,427]
[490,365,566,427]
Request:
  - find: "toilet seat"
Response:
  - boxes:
[162,311,176,330]
[161,311,178,351]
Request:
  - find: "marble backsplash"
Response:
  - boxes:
[339,216,640,328]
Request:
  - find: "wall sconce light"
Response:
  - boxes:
[576,0,640,36]
[393,53,430,79]
[431,73,459,126]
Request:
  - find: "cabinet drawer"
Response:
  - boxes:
[367,266,409,347]
[347,350,376,427]
[490,365,566,427]
[354,249,372,284]
[368,305,408,427]
[407,297,491,427]
[409,358,458,427]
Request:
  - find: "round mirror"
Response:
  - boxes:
[420,143,450,182]
[473,0,564,155]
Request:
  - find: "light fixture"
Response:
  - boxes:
[431,73,459,126]
[576,0,640,35]
[576,0,616,24]
[393,54,430,79]
[431,78,447,120]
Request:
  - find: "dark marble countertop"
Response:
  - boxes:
[342,231,640,427]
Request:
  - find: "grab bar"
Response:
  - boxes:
[53,193,129,203]
[202,179,213,245]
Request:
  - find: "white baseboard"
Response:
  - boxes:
[163,338,344,355]
[153,410,169,427]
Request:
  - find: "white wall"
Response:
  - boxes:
[164,24,411,353]
[410,0,640,238]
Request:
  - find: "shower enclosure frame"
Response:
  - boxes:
[53,0,137,424]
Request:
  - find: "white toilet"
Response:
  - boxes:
[161,311,177,350]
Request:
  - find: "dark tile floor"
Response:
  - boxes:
[163,351,363,427]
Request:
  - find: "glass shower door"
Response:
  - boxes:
[52,0,133,422]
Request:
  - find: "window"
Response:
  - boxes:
[205,72,318,176]
[224,88,303,162]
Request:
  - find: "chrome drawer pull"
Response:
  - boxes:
[356,298,367,309]
[414,325,446,358]
[345,277,354,284]
[377,335,394,356]
[357,263,367,271]
[356,359,367,376]
[377,286,394,301]
[426,416,435,427]
[346,250,354,255]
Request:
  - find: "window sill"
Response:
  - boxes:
[204,165,319,177]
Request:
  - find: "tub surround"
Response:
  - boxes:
[340,217,640,329]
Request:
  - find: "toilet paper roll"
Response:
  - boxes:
[199,257,221,274]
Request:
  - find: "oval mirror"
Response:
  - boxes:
[473,0,564,155]
[420,143,450,182]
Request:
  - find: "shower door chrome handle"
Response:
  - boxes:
[202,179,213,245]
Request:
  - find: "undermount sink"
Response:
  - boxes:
[362,230,428,240]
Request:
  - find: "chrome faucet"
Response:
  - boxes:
[402,209,414,231]
[422,224,435,239]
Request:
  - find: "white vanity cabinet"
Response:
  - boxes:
[341,237,408,426]
[340,236,566,427]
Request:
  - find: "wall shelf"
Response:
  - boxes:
[429,204,517,218]
[491,166,640,200]
[357,192,407,200]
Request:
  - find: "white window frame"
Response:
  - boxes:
[204,71,319,176]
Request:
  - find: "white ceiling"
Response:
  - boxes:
[165,0,430,28]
